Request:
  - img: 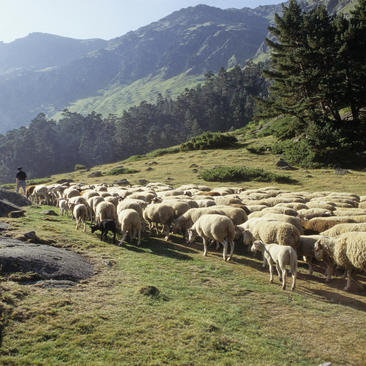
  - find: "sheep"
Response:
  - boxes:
[91,219,117,243]
[214,206,248,225]
[248,206,298,218]
[297,208,333,220]
[256,213,304,235]
[242,218,300,250]
[251,240,297,291]
[95,201,116,225]
[117,209,142,246]
[32,185,51,205]
[117,199,146,218]
[58,199,70,216]
[321,222,366,237]
[73,204,89,232]
[302,216,358,233]
[314,232,366,290]
[163,200,191,218]
[143,203,175,240]
[188,214,235,261]
[298,235,327,275]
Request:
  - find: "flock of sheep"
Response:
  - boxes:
[27,182,366,292]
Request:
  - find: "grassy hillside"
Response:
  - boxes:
[1,133,366,365]
[54,71,204,119]
[26,132,365,196]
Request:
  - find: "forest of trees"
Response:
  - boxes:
[258,0,366,166]
[0,63,267,183]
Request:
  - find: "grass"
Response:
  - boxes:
[45,134,366,195]
[1,133,366,364]
[1,205,366,365]
[52,71,204,120]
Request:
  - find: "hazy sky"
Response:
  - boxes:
[0,0,282,43]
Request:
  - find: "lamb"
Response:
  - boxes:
[95,201,116,224]
[143,203,175,240]
[188,214,236,261]
[251,240,297,291]
[314,232,366,290]
[73,204,89,232]
[91,219,117,243]
[118,209,142,246]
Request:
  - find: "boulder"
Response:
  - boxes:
[0,199,25,217]
[40,210,58,216]
[0,237,93,281]
[88,171,103,178]
[0,189,31,207]
[8,211,25,218]
[0,222,10,231]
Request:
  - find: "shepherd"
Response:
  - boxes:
[15,167,27,195]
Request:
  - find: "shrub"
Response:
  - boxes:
[106,167,139,175]
[180,132,238,151]
[74,164,87,171]
[201,166,297,184]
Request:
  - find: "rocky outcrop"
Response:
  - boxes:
[0,237,93,281]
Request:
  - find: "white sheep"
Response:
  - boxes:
[188,214,235,261]
[58,199,70,216]
[143,203,175,240]
[95,201,116,224]
[314,232,366,291]
[251,240,297,291]
[73,204,89,232]
[242,218,300,249]
[298,235,326,275]
[117,209,142,246]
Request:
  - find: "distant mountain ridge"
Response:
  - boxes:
[0,0,356,133]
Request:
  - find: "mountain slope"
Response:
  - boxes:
[0,4,270,133]
[0,33,107,75]
[0,0,357,133]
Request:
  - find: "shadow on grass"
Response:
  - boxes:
[125,235,195,261]
[307,287,366,312]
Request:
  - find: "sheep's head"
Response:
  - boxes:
[90,224,100,234]
[243,230,254,246]
[250,240,263,253]
[313,240,324,261]
[187,228,197,243]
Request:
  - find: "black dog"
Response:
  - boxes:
[91,219,117,243]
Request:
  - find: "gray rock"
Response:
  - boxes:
[146,167,153,171]
[334,169,349,175]
[0,237,93,281]
[0,222,10,231]
[0,190,31,207]
[8,210,25,218]
[88,171,103,178]
[276,158,290,167]
[114,179,130,186]
[40,210,58,216]
[56,179,73,184]
[34,280,77,288]
[138,179,149,186]
[190,164,198,168]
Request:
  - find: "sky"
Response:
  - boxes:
[0,0,282,43]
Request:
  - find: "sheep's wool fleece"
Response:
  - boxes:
[322,223,366,237]
[334,232,366,271]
